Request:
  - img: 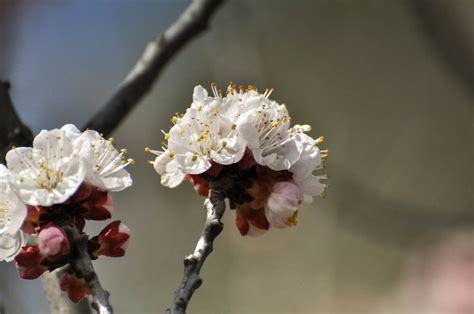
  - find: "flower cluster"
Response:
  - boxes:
[148,84,328,236]
[0,124,132,302]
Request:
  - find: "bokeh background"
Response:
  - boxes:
[0,0,473,313]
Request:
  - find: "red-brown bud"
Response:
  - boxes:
[235,205,269,236]
[186,175,209,197]
[91,220,131,257]
[83,189,113,221]
[15,245,47,279]
[60,274,91,303]
[68,184,93,204]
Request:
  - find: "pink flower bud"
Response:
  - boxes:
[60,274,91,303]
[83,189,113,221]
[38,225,69,258]
[15,245,47,279]
[91,220,131,257]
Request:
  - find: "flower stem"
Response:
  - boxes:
[168,188,226,313]
[63,224,113,314]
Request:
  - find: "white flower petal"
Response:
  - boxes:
[290,132,327,204]
[0,231,25,262]
[193,85,208,105]
[60,124,82,141]
[162,160,186,188]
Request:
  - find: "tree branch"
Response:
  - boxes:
[83,0,225,136]
[63,224,113,314]
[42,267,92,314]
[168,188,226,314]
[0,81,33,163]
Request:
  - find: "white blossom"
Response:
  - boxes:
[74,130,133,192]
[0,165,27,262]
[235,96,301,171]
[148,85,247,186]
[289,126,328,203]
[6,126,85,206]
[149,84,328,203]
[151,149,186,188]
[0,165,27,235]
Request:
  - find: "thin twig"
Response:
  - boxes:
[168,189,226,314]
[63,225,113,314]
[83,0,225,136]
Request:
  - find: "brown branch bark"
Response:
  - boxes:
[168,188,226,314]
[0,81,33,163]
[63,224,113,314]
[83,0,225,136]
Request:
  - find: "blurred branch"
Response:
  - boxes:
[83,0,225,136]
[408,0,474,92]
[168,188,226,314]
[0,81,33,163]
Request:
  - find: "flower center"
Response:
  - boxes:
[36,160,64,191]
[284,211,298,227]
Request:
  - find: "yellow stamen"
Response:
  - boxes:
[285,211,298,227]
[315,136,325,145]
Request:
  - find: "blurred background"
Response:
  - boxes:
[0,0,473,313]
